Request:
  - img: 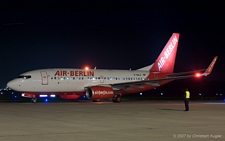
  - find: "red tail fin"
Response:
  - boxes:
[150,33,180,73]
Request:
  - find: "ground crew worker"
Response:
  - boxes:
[184,88,190,111]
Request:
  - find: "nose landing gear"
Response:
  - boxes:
[21,93,37,103]
[31,98,37,103]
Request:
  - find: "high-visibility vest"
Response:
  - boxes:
[185,91,190,98]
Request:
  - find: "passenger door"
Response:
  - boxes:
[40,71,48,85]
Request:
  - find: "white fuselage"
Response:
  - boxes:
[7,68,150,93]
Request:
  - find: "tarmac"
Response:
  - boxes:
[0,100,224,141]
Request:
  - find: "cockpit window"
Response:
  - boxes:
[18,75,31,79]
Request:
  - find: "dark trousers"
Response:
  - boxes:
[184,98,189,111]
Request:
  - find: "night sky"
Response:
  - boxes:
[0,1,224,88]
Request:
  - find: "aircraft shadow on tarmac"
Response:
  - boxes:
[159,108,184,111]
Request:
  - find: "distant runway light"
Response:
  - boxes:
[14,96,17,98]
[140,93,142,96]
[161,93,163,96]
[40,95,48,97]
[199,93,202,96]
[50,94,56,98]
[45,99,48,102]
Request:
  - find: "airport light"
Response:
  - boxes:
[45,99,48,102]
[50,94,56,98]
[161,93,163,96]
[140,92,142,96]
[40,95,48,97]
[199,93,202,96]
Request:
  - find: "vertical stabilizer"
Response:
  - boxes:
[150,33,180,73]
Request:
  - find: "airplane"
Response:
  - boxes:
[6,33,218,103]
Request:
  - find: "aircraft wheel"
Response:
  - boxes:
[112,96,122,103]
[116,96,122,103]
[31,98,37,103]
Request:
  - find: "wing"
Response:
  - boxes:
[110,56,218,91]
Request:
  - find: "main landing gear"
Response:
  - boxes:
[112,95,122,103]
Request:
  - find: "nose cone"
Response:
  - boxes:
[7,80,17,90]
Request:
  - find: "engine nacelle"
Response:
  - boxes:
[85,86,114,100]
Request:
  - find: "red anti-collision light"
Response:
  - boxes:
[195,73,201,77]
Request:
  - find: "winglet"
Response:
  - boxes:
[203,56,218,76]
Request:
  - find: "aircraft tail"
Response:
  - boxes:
[150,33,180,73]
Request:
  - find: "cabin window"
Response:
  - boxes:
[18,75,31,79]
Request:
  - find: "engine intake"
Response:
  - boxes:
[85,86,114,100]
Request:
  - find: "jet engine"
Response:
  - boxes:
[85,86,114,100]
